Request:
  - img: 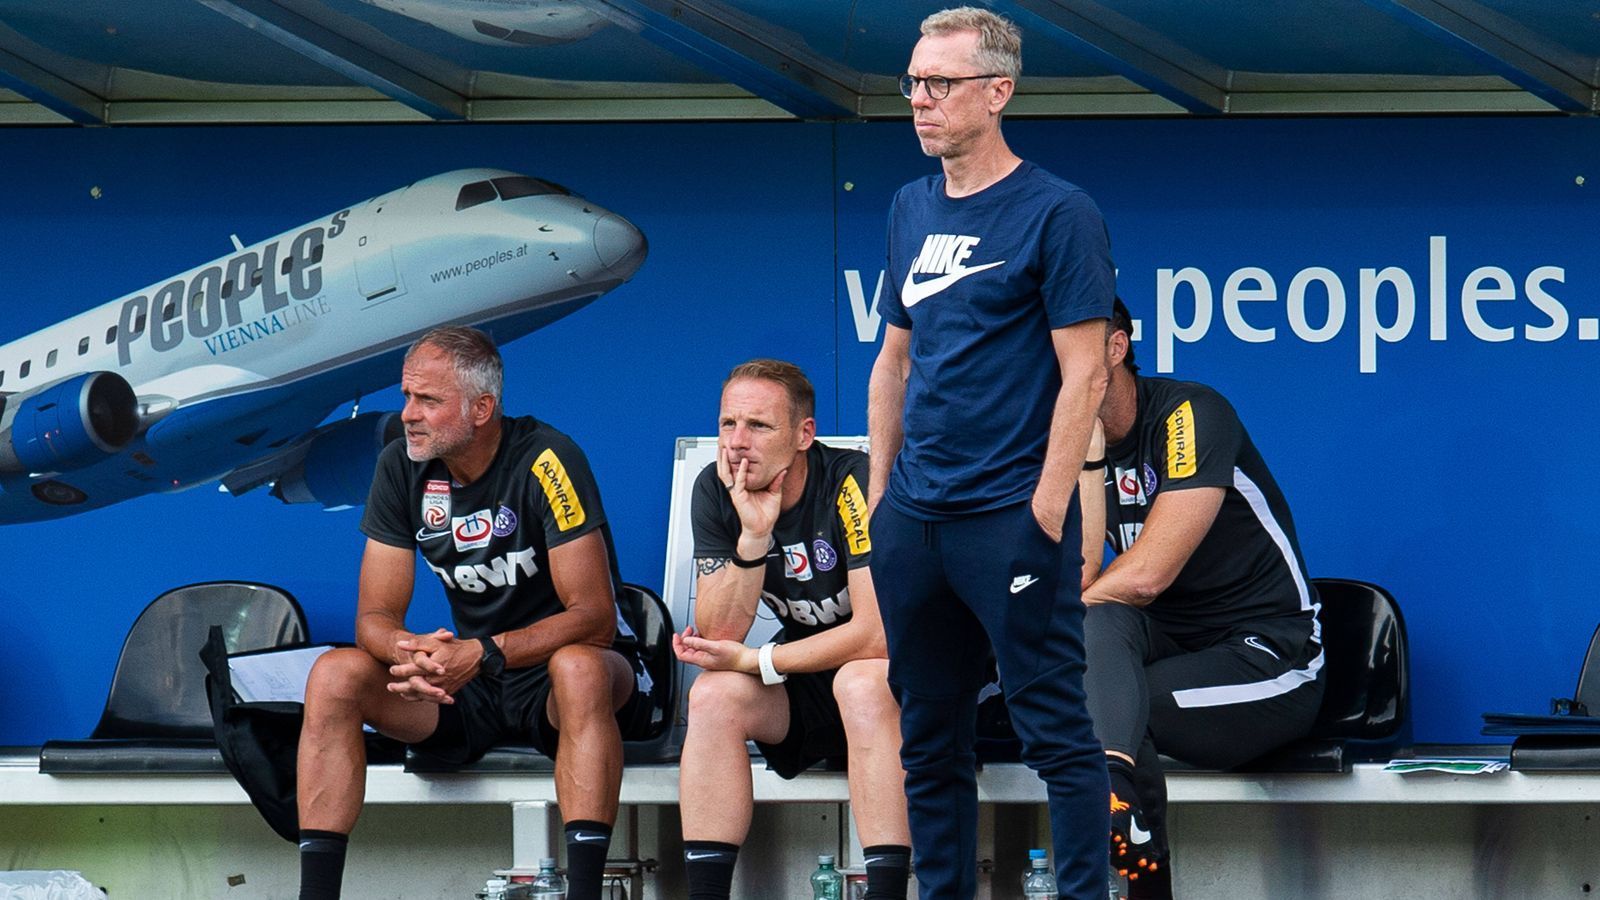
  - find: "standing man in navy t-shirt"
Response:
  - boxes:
[867,7,1116,898]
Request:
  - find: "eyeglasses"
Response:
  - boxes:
[899,73,1003,100]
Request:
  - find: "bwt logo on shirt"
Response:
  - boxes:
[428,547,540,594]
[761,587,853,627]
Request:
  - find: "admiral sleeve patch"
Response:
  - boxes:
[1165,400,1198,480]
[836,474,871,555]
[532,448,587,532]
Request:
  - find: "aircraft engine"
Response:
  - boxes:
[0,372,139,473]
[270,411,404,510]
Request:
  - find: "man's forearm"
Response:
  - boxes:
[768,616,884,675]
[693,563,767,641]
[867,351,907,510]
[1082,555,1159,607]
[1035,373,1107,517]
[498,603,615,668]
[355,612,413,666]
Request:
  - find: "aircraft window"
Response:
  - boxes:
[221,280,233,299]
[0,371,4,386]
[78,337,89,356]
[493,176,568,200]
[105,325,116,344]
[455,180,497,211]
[134,310,146,333]
[162,299,177,322]
[312,243,324,264]
[250,269,262,287]
[19,360,29,378]
[190,290,205,317]
[281,255,293,275]
[46,349,57,368]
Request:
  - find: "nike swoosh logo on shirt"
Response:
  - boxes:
[415,528,449,542]
[1243,635,1281,660]
[1129,820,1153,844]
[901,260,1006,308]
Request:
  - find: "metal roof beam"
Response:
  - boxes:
[578,0,860,119]
[0,25,105,124]
[194,0,466,120]
[992,0,1228,114]
[1364,0,1595,113]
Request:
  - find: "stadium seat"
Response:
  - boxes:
[39,581,308,773]
[404,582,678,772]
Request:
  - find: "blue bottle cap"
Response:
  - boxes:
[1029,849,1048,860]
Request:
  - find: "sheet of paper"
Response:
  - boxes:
[1383,758,1509,775]
[228,645,333,702]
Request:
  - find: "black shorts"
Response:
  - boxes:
[410,644,652,766]
[754,668,849,779]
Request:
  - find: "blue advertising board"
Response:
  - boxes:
[0,116,1594,746]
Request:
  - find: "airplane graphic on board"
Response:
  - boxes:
[0,167,646,524]
[359,0,609,47]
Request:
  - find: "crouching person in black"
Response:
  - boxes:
[1081,300,1326,898]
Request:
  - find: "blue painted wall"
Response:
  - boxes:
[1,117,1594,746]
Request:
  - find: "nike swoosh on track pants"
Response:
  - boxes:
[871,499,1108,900]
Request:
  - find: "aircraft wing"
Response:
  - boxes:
[219,410,401,508]
[218,434,316,498]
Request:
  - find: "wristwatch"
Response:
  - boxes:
[479,636,506,677]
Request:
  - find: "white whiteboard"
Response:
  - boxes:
[660,435,870,747]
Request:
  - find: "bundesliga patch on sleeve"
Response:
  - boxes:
[1165,400,1198,479]
[836,474,871,554]
[532,448,587,531]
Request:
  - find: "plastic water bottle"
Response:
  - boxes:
[1022,848,1059,899]
[530,858,566,899]
[811,854,845,900]
[475,877,508,900]
[1107,866,1122,899]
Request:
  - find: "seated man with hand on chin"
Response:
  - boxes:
[673,359,911,900]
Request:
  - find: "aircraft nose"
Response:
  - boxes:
[593,214,647,278]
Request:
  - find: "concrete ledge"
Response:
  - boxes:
[9,750,1580,808]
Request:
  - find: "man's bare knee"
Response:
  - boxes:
[548,644,613,692]
[305,648,386,712]
[833,660,898,734]
[547,644,621,729]
[687,670,765,728]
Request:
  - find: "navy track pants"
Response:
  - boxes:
[871,499,1108,900]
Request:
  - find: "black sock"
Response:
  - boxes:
[862,844,911,899]
[297,829,348,900]
[684,840,740,900]
[1107,755,1139,812]
[564,819,612,900]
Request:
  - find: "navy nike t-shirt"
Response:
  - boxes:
[881,161,1115,519]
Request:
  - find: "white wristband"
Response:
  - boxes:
[758,642,787,685]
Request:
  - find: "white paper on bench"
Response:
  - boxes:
[229,646,333,702]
